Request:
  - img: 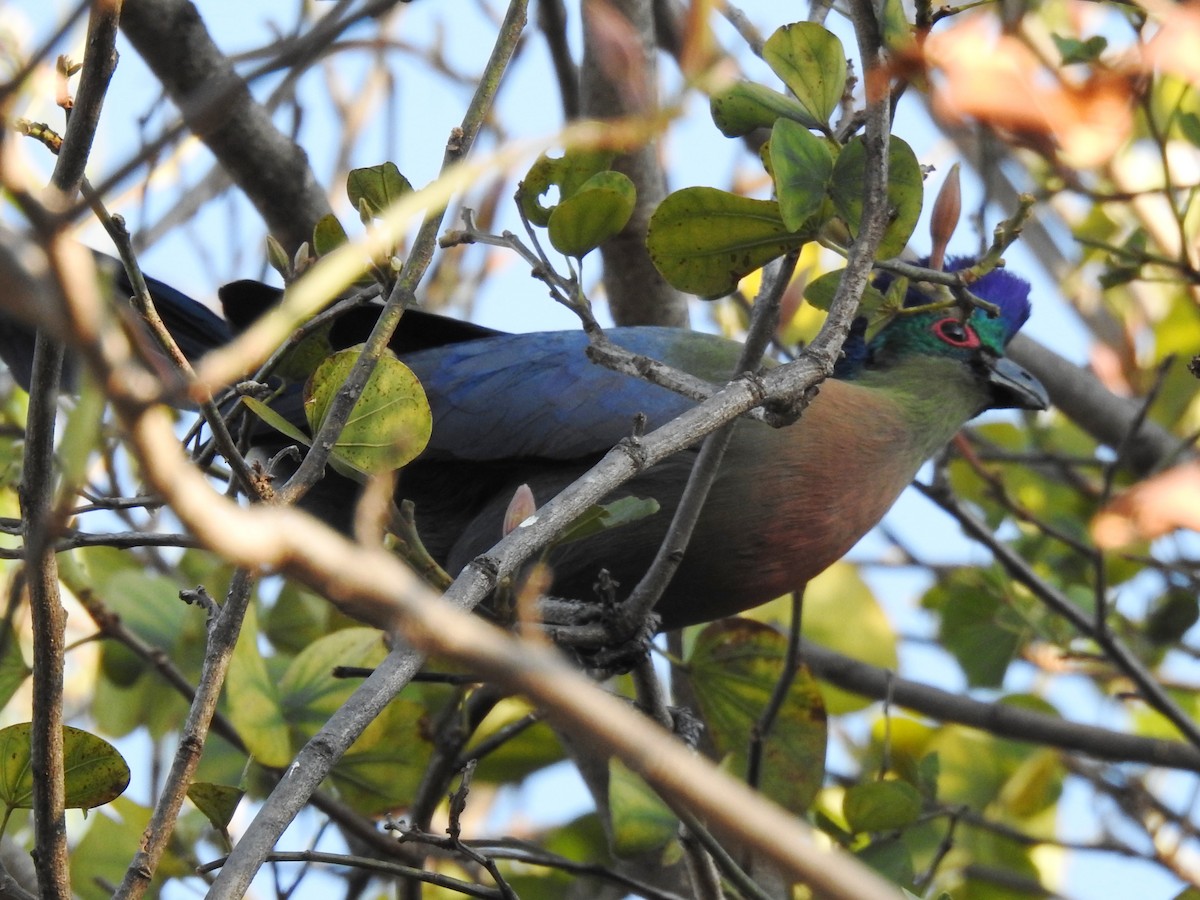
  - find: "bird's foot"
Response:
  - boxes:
[668,704,704,749]
[537,571,661,676]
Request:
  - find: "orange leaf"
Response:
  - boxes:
[922,19,1135,167]
[1092,462,1200,549]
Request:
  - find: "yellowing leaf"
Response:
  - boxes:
[227,603,291,767]
[0,723,129,812]
[608,758,678,857]
[685,619,826,814]
[304,346,432,475]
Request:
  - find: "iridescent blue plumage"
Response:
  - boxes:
[0,256,1048,628]
[833,259,1032,384]
[934,257,1032,342]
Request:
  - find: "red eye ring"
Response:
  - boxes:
[932,317,981,349]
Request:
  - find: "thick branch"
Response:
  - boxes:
[803,642,1200,772]
[118,0,331,251]
[581,0,687,326]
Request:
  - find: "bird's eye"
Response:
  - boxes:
[932,317,981,349]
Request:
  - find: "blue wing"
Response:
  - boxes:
[404,327,745,462]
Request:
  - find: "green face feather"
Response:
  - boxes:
[836,259,1033,379]
[864,308,1008,370]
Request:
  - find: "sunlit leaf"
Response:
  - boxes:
[304,346,432,474]
[470,698,566,784]
[518,150,615,226]
[556,496,661,545]
[763,23,847,126]
[647,187,806,298]
[227,603,291,767]
[843,780,922,833]
[332,698,433,814]
[547,170,636,256]
[0,723,129,811]
[242,396,312,448]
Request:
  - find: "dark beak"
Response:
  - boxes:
[986,355,1049,411]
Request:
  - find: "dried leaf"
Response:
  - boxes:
[1092,462,1200,548]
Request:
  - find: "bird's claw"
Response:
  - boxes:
[536,571,661,675]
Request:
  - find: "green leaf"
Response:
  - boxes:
[274,323,336,383]
[685,619,826,815]
[242,396,313,448]
[856,836,915,886]
[769,118,834,231]
[265,582,341,655]
[763,23,847,126]
[1178,111,1200,147]
[879,0,915,54]
[843,780,923,833]
[996,745,1063,818]
[469,698,566,784]
[756,564,897,714]
[608,758,678,857]
[647,187,807,298]
[226,603,291,767]
[187,782,244,832]
[829,136,924,258]
[0,723,129,812]
[709,80,820,136]
[556,496,661,546]
[278,628,389,733]
[547,170,637,257]
[304,346,433,475]
[1145,590,1200,644]
[517,150,615,226]
[312,214,349,257]
[347,162,413,219]
[71,797,189,900]
[928,568,1028,688]
[862,715,938,794]
[0,628,29,713]
[1051,33,1108,65]
[332,698,433,814]
[802,268,888,321]
[65,550,208,737]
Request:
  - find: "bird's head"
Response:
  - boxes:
[835,258,1049,413]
